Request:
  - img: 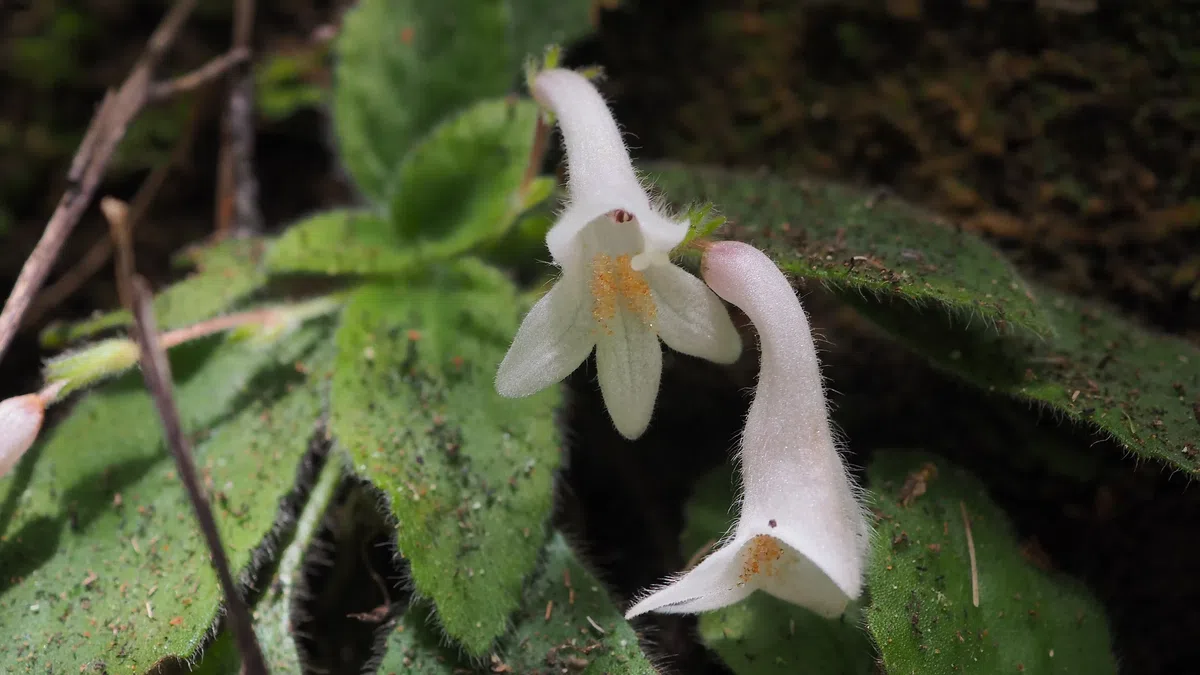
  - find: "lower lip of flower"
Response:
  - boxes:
[739,534,785,585]
[590,253,657,333]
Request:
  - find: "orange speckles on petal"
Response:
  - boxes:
[590,254,617,330]
[739,535,785,584]
[590,253,658,332]
[615,254,656,324]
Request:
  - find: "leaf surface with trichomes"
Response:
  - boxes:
[331,269,559,654]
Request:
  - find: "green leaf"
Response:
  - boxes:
[0,324,333,671]
[334,0,513,202]
[849,290,1200,473]
[387,98,540,249]
[272,99,539,277]
[866,451,1116,675]
[267,209,415,275]
[333,0,598,204]
[40,238,267,348]
[332,275,559,655]
[647,163,1054,338]
[507,0,596,70]
[682,467,876,675]
[377,533,656,674]
[254,455,344,671]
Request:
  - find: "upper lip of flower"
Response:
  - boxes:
[493,68,741,439]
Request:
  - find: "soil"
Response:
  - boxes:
[1,1,1197,674]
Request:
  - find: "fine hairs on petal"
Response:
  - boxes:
[703,240,870,608]
[532,69,687,264]
[626,241,869,619]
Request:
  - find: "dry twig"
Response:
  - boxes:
[215,0,263,238]
[128,278,269,675]
[113,214,268,673]
[149,47,251,101]
[0,0,253,363]
[22,104,203,329]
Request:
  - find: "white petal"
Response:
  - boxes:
[703,241,869,607]
[532,69,645,203]
[740,532,857,618]
[629,210,688,266]
[625,543,750,618]
[534,69,688,265]
[495,266,596,398]
[0,394,46,478]
[595,305,662,439]
[643,263,741,364]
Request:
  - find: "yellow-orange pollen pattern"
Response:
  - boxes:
[739,535,784,585]
[589,253,656,333]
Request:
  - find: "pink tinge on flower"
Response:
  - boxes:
[625,241,869,619]
[494,69,741,440]
[0,394,48,479]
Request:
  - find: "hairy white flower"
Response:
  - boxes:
[495,69,740,439]
[0,381,66,478]
[626,241,869,618]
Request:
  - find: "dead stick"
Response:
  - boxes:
[129,278,269,674]
[149,47,251,101]
[0,0,199,364]
[216,0,262,237]
[102,198,136,311]
[23,103,202,329]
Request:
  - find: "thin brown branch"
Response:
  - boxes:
[216,0,262,238]
[128,278,269,675]
[101,198,135,311]
[22,105,201,330]
[0,0,200,365]
[148,47,251,101]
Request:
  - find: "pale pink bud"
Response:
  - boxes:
[0,381,66,478]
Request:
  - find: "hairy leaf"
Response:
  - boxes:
[866,451,1116,675]
[507,0,596,69]
[272,100,542,277]
[389,98,540,250]
[376,533,655,674]
[334,0,597,205]
[267,209,414,276]
[332,276,559,655]
[850,290,1200,473]
[334,0,512,202]
[648,163,1053,338]
[40,238,267,348]
[682,467,876,675]
[254,456,344,671]
[0,325,332,671]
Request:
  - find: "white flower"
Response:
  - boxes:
[626,241,869,619]
[495,69,741,439]
[0,381,65,479]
